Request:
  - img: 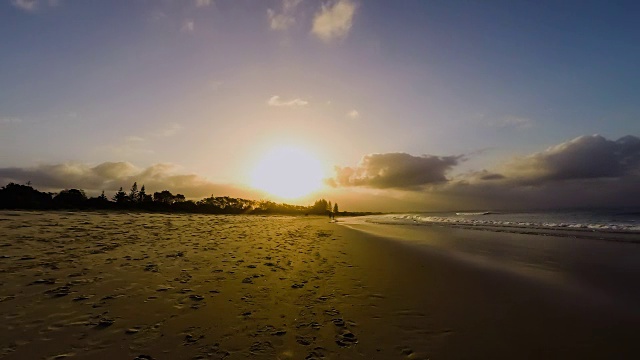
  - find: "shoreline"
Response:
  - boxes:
[335,219,640,358]
[0,211,638,359]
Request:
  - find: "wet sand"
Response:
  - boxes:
[0,211,638,359]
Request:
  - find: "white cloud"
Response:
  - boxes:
[195,0,212,7]
[267,95,309,107]
[347,109,359,119]
[267,0,301,30]
[11,0,59,12]
[312,0,357,42]
[181,19,195,33]
[11,0,38,11]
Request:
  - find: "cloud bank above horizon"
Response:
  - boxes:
[324,134,640,210]
[2,134,639,211]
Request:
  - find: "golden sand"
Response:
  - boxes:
[0,211,637,359]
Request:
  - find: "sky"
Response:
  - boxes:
[1,0,639,211]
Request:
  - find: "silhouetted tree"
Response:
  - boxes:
[53,189,87,208]
[153,190,175,204]
[1,181,377,216]
[0,183,52,209]
[87,190,111,208]
[113,187,128,203]
[138,185,152,203]
[311,199,330,215]
[129,182,138,202]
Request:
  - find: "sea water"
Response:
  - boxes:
[340,209,640,313]
[368,209,640,235]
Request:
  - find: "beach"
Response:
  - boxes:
[1,211,639,359]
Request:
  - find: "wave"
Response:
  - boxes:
[371,213,640,235]
[455,211,492,216]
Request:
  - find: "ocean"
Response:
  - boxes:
[364,209,640,238]
[339,209,640,314]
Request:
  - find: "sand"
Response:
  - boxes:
[0,211,638,359]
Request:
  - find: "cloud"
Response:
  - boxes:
[488,115,533,129]
[0,162,259,199]
[102,124,182,155]
[325,135,640,210]
[433,135,640,210]
[267,0,301,30]
[11,0,58,12]
[149,10,168,22]
[125,136,145,143]
[347,109,359,119]
[11,0,38,11]
[181,19,195,33]
[267,95,309,107]
[312,0,357,42]
[327,153,462,190]
[153,123,182,138]
[0,117,22,125]
[499,135,640,184]
[195,0,212,7]
[210,80,224,91]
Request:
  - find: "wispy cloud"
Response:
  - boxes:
[195,0,212,7]
[312,0,357,42]
[11,0,58,12]
[148,9,167,22]
[181,19,195,33]
[125,136,145,143]
[488,115,533,129]
[347,109,359,119]
[0,117,23,125]
[104,123,181,155]
[153,123,182,138]
[210,80,224,91]
[267,0,301,31]
[11,0,38,12]
[267,95,309,107]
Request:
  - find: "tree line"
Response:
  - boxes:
[0,182,373,216]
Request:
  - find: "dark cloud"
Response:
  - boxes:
[437,175,640,211]
[327,152,461,190]
[500,135,640,184]
[432,135,640,210]
[0,162,260,199]
[326,135,640,211]
[475,171,505,181]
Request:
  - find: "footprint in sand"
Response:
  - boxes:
[335,329,358,347]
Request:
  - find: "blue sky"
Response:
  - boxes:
[1,0,639,210]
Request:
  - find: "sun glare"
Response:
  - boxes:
[250,146,325,199]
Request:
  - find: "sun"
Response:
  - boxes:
[250,146,325,199]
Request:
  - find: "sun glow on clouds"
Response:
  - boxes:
[250,146,324,199]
